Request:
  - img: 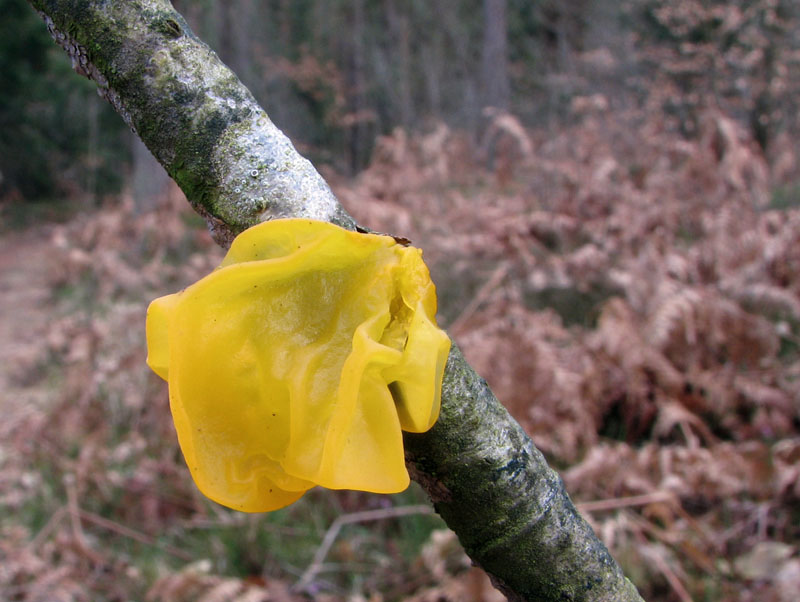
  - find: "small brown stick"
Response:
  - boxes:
[64,474,106,565]
[577,491,676,514]
[26,503,192,562]
[75,508,193,561]
[627,511,706,600]
[293,504,434,593]
[180,515,309,537]
[26,506,67,551]
[647,546,694,602]
[63,473,193,562]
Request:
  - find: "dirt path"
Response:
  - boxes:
[0,226,56,439]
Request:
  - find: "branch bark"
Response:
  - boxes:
[27,2,643,600]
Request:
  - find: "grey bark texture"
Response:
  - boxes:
[27,2,644,600]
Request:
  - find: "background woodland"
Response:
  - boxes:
[1,0,799,600]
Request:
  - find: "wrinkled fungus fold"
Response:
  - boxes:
[146,218,450,512]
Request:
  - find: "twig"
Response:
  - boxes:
[62,474,194,562]
[577,491,676,514]
[626,510,707,601]
[75,508,193,561]
[647,547,694,602]
[26,506,67,551]
[180,515,310,537]
[64,474,106,565]
[293,504,434,593]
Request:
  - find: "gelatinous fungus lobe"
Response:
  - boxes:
[146,219,450,512]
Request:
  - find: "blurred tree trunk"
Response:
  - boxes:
[345,0,372,172]
[384,0,413,128]
[26,2,643,600]
[481,0,510,111]
[216,0,251,83]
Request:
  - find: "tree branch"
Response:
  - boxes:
[29,0,355,247]
[28,1,643,599]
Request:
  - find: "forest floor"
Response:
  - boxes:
[1,105,800,601]
[0,226,54,444]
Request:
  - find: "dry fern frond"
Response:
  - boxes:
[645,283,779,370]
[721,281,800,322]
[700,109,770,206]
[595,297,685,395]
[651,400,718,448]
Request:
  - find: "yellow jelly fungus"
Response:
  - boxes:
[146,218,450,512]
